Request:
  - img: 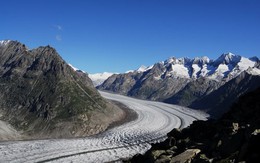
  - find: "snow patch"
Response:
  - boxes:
[68,63,79,71]
[0,40,11,46]
[200,64,209,77]
[137,65,153,73]
[208,64,230,79]
[89,72,116,86]
[167,64,190,78]
[237,57,256,71]
[191,64,201,78]
[247,67,260,76]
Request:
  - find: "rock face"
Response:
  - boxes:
[0,40,123,140]
[191,71,260,118]
[98,53,260,117]
[164,77,221,106]
[127,87,260,163]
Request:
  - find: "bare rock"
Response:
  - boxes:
[170,149,201,163]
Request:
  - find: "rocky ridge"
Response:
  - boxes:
[0,40,123,140]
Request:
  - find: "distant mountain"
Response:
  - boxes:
[98,53,260,117]
[89,72,116,86]
[67,64,116,87]
[0,40,123,140]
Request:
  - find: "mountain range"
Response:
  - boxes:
[98,53,260,118]
[1,39,259,141]
[0,40,123,140]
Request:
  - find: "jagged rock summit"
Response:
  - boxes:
[0,40,123,140]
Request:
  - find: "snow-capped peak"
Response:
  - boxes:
[137,65,147,72]
[165,57,175,64]
[226,52,235,56]
[201,56,210,63]
[214,53,241,65]
[125,70,134,73]
[0,40,11,46]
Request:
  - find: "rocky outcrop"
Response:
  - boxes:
[171,149,201,163]
[126,87,260,163]
[0,40,123,140]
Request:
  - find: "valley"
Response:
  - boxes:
[0,91,207,162]
[1,1,260,162]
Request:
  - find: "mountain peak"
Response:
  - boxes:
[137,65,153,72]
[0,40,33,54]
[0,40,122,140]
[165,57,192,65]
[226,52,235,56]
[215,52,241,65]
[137,65,147,72]
[249,56,259,62]
[0,40,11,46]
[193,56,211,65]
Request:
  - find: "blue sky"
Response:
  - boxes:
[1,0,260,73]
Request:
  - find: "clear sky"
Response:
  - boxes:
[1,0,260,73]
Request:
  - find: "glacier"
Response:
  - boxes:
[0,91,207,162]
